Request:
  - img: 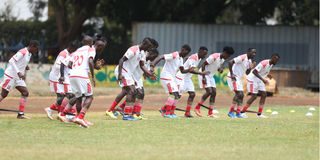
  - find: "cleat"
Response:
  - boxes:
[106,110,117,119]
[236,113,247,118]
[115,107,124,116]
[57,113,68,122]
[194,108,202,117]
[207,114,219,118]
[65,115,75,122]
[159,108,166,117]
[184,114,194,118]
[164,114,172,118]
[113,111,119,116]
[133,114,143,120]
[123,115,138,121]
[83,119,94,126]
[139,113,147,119]
[241,113,248,118]
[257,114,268,118]
[75,118,88,128]
[228,112,237,118]
[44,107,53,120]
[171,114,180,118]
[17,113,30,119]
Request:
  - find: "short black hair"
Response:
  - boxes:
[248,48,256,52]
[223,46,234,55]
[150,38,159,48]
[29,40,40,47]
[95,35,107,43]
[68,40,81,48]
[182,44,191,51]
[149,48,159,56]
[271,53,280,58]
[199,46,208,51]
[143,37,152,43]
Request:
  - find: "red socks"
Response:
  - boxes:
[185,105,192,115]
[242,105,249,113]
[258,105,264,114]
[108,101,118,112]
[19,97,27,112]
[236,105,241,114]
[165,106,172,115]
[208,105,214,115]
[119,100,126,109]
[78,110,86,119]
[229,103,236,112]
[50,103,58,110]
[195,101,203,110]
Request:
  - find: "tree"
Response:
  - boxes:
[49,0,99,49]
[28,0,47,21]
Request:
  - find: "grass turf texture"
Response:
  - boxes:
[0,106,318,160]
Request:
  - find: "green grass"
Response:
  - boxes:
[0,106,318,160]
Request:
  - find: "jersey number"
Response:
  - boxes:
[73,55,84,67]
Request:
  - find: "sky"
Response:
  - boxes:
[0,0,48,21]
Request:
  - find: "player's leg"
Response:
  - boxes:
[195,87,212,117]
[106,88,126,119]
[207,87,218,118]
[133,87,145,120]
[0,88,9,103]
[15,86,30,119]
[123,85,138,121]
[257,90,268,118]
[184,91,195,118]
[234,91,246,118]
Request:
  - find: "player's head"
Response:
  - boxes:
[67,40,81,53]
[198,46,208,59]
[221,46,234,59]
[247,48,256,59]
[270,53,280,65]
[147,48,159,61]
[180,44,191,57]
[28,40,40,54]
[140,37,153,52]
[150,38,159,49]
[94,37,107,54]
[82,35,93,47]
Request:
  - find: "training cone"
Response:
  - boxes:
[309,107,316,111]
[212,110,219,114]
[271,111,278,115]
[266,109,272,113]
[290,110,295,113]
[305,112,313,116]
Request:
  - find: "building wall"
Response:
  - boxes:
[132,23,319,87]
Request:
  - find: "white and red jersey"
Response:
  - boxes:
[122,45,142,74]
[69,45,96,79]
[200,53,225,75]
[160,52,183,78]
[49,49,70,83]
[133,50,150,80]
[247,59,273,82]
[176,53,201,80]
[5,47,31,79]
[227,54,252,78]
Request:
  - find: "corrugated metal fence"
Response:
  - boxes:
[132,23,319,86]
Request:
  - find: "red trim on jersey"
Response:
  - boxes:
[167,83,172,93]
[250,83,254,93]
[18,48,28,56]
[247,79,254,83]
[227,76,231,78]
[13,57,18,62]
[122,68,128,73]
[129,45,139,55]
[69,76,89,79]
[4,73,13,79]
[160,78,171,81]
[49,80,70,85]
[188,54,198,61]
[53,83,58,93]
[175,76,182,80]
[122,77,127,86]
[64,84,68,93]
[2,79,11,88]
[233,81,237,91]
[211,53,220,61]
[58,50,68,58]
[172,52,179,59]
[240,54,247,61]
[260,60,269,68]
[87,82,92,93]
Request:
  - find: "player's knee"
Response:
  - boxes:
[260,92,267,98]
[66,93,74,99]
[22,90,29,97]
[189,92,195,99]
[238,92,244,99]
[251,94,258,99]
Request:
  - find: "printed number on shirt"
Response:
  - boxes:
[73,55,84,67]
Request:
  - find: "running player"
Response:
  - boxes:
[194,46,235,118]
[45,40,80,120]
[226,48,256,118]
[59,38,106,128]
[113,38,154,121]
[0,40,40,119]
[241,54,280,118]
[175,46,210,118]
[105,39,158,119]
[150,44,192,118]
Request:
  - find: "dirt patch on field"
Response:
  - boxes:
[0,94,318,114]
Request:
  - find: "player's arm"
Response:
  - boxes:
[59,63,65,83]
[246,62,256,75]
[139,61,153,77]
[179,66,192,73]
[89,57,95,87]
[117,56,128,82]
[150,55,164,72]
[228,59,236,81]
[189,67,210,75]
[9,52,25,80]
[253,69,268,84]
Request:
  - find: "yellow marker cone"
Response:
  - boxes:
[290,110,296,113]
[266,109,272,113]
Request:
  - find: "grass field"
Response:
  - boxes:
[0,106,318,160]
